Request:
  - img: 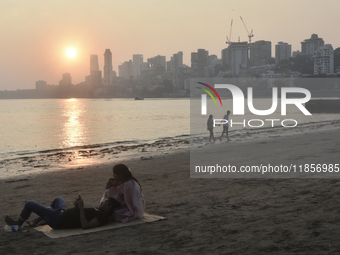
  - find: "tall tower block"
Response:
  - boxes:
[104,49,113,85]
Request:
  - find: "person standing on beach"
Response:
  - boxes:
[5,195,119,229]
[220,110,230,141]
[101,164,145,223]
[207,114,215,142]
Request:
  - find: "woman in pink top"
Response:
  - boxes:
[100,164,145,223]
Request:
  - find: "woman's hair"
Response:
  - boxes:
[113,164,142,189]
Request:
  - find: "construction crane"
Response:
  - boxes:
[226,19,233,45]
[240,16,254,44]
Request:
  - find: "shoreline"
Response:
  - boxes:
[2,117,340,180]
[0,136,190,180]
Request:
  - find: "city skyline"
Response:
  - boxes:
[1,0,340,90]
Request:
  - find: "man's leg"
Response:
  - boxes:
[19,197,67,227]
[5,200,49,226]
[5,216,24,226]
[20,200,54,222]
[220,127,226,141]
[43,197,68,228]
[50,197,67,211]
[209,130,213,141]
[26,216,43,227]
[6,198,67,228]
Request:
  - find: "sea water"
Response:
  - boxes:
[1,98,340,178]
[0,98,190,161]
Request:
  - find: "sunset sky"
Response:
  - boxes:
[1,0,340,90]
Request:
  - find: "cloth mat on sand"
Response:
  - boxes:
[34,213,166,239]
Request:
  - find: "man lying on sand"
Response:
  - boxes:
[5,194,120,229]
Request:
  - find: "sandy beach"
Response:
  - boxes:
[1,128,340,254]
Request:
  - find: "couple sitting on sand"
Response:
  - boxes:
[5,164,145,230]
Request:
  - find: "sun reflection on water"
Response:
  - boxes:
[62,99,84,148]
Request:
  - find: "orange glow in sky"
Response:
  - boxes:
[1,0,340,90]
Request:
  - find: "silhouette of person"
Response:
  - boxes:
[220,110,230,141]
[207,114,215,142]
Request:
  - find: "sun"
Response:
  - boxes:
[66,48,77,58]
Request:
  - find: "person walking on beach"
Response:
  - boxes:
[5,194,119,229]
[220,110,231,141]
[101,164,145,223]
[207,114,215,142]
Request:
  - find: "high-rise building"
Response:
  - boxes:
[172,51,184,89]
[146,55,166,77]
[90,54,99,72]
[228,42,248,76]
[103,49,113,85]
[314,44,334,75]
[207,55,218,66]
[292,50,302,58]
[164,51,185,89]
[221,48,230,69]
[59,73,72,86]
[86,54,102,87]
[301,34,324,56]
[35,80,47,90]
[118,60,133,79]
[147,55,166,69]
[166,60,173,72]
[275,42,291,65]
[166,52,181,72]
[132,54,143,78]
[191,49,208,77]
[173,51,183,69]
[87,71,102,87]
[250,40,271,67]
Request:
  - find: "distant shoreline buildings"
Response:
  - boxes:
[1,33,339,99]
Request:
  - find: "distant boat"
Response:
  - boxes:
[135,97,144,100]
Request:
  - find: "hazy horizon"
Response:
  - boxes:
[1,0,340,90]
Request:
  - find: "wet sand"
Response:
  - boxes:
[1,129,340,254]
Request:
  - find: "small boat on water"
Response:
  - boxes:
[135,97,144,100]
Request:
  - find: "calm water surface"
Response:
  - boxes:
[1,98,340,161]
[0,98,190,160]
